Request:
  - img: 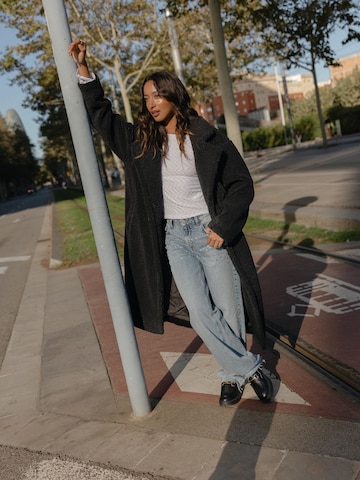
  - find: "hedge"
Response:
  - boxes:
[326,105,360,135]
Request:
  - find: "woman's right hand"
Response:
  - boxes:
[68,38,87,66]
[68,39,91,78]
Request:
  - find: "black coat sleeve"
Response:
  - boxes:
[208,137,254,245]
[79,76,135,163]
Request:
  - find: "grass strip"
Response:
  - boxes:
[53,188,360,268]
[244,216,360,245]
[53,188,125,267]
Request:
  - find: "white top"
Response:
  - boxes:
[77,73,208,220]
[162,134,209,219]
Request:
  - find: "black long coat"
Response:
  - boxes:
[80,78,266,348]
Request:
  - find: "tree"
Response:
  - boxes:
[66,0,173,122]
[0,0,223,177]
[0,1,172,181]
[166,0,268,152]
[0,1,172,119]
[332,67,360,106]
[292,69,360,122]
[0,114,38,196]
[253,0,360,146]
[166,1,270,77]
[207,0,244,153]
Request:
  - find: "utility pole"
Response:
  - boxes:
[165,7,186,85]
[42,0,151,418]
[208,0,244,156]
[274,63,288,145]
[282,73,296,149]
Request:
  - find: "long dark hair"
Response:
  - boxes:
[136,70,198,158]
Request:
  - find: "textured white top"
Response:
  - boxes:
[162,134,209,219]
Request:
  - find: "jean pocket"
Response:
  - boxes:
[200,213,212,231]
[201,215,211,235]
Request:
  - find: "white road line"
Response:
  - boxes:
[0,266,8,275]
[0,256,31,263]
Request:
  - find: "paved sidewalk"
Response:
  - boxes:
[0,198,359,479]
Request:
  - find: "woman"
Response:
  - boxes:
[68,39,273,406]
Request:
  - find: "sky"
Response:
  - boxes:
[0,22,359,159]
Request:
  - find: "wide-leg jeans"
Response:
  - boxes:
[165,214,263,388]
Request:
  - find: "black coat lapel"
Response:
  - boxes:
[135,151,164,220]
[190,134,222,210]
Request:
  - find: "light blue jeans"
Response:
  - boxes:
[165,214,263,388]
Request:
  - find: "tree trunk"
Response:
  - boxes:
[208,0,244,156]
[311,53,327,147]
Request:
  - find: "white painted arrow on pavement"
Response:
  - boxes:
[161,352,310,405]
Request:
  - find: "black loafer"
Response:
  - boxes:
[219,382,245,406]
[249,368,273,403]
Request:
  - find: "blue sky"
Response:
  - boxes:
[0,22,359,159]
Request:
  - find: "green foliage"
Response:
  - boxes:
[242,125,283,151]
[290,68,360,137]
[0,114,38,196]
[292,68,360,122]
[0,0,221,166]
[253,0,360,145]
[326,105,360,134]
[1,0,359,173]
[254,0,360,73]
[242,114,318,152]
[293,115,318,142]
[331,67,360,106]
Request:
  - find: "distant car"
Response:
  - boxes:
[27,187,35,194]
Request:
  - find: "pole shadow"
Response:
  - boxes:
[149,335,204,403]
[255,196,327,350]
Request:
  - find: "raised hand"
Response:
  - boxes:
[68,38,91,78]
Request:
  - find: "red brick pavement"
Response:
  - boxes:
[78,264,360,422]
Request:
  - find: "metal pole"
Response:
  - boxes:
[274,63,287,145]
[42,0,151,418]
[165,7,186,85]
[282,74,296,150]
[208,0,244,157]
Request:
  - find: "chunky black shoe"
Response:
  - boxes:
[249,368,273,403]
[219,382,245,407]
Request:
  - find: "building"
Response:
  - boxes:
[198,72,314,126]
[5,108,26,133]
[329,52,360,82]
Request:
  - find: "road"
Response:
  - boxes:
[0,188,52,367]
[247,140,359,174]
[247,140,360,209]
[245,140,360,231]
[248,143,360,202]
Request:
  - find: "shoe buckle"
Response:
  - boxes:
[222,381,237,387]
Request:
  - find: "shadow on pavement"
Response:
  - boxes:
[208,197,326,479]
